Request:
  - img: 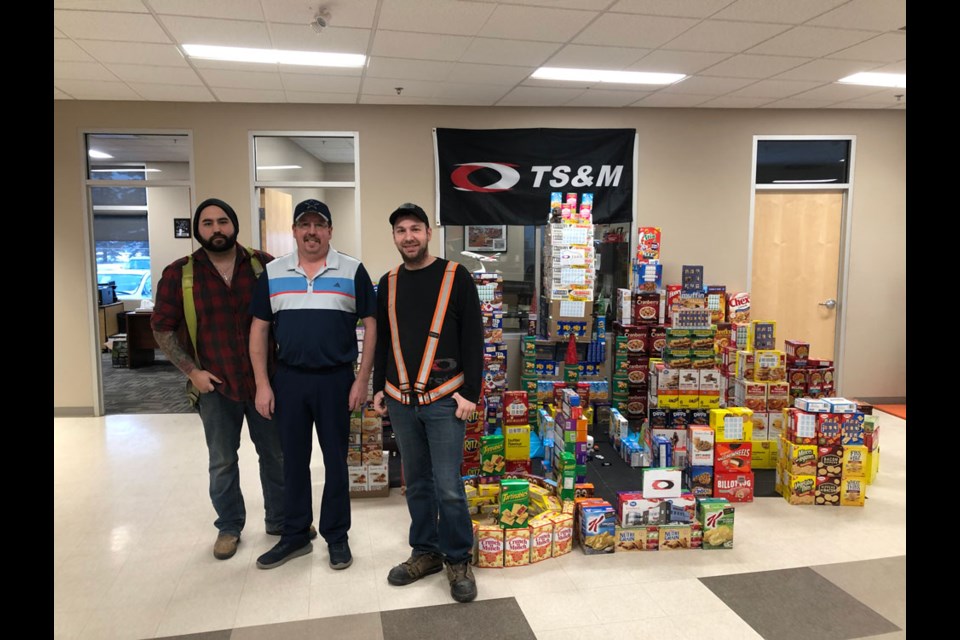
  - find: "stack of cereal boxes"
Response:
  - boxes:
[543,193,595,342]
[707,407,756,502]
[783,339,836,404]
[552,388,588,489]
[348,405,389,496]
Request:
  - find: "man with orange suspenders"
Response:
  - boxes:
[373,203,484,603]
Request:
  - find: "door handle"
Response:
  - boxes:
[818,299,837,310]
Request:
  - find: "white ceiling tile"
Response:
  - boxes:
[773,58,882,82]
[609,0,736,18]
[665,20,791,52]
[192,59,285,72]
[434,83,513,102]
[55,87,73,99]
[479,5,596,43]
[661,75,756,95]
[54,39,95,62]
[366,57,455,82]
[713,0,848,24]
[76,40,189,66]
[280,73,361,94]
[378,0,494,36]
[830,100,889,109]
[575,14,699,48]
[211,88,287,102]
[371,31,472,62]
[808,0,906,32]
[628,50,731,74]
[198,68,284,90]
[53,79,142,100]
[54,1,148,12]
[700,95,773,108]
[276,64,362,77]
[632,92,714,107]
[362,77,440,98]
[445,62,535,85]
[160,15,271,48]
[473,0,613,9]
[263,0,379,28]
[285,91,359,104]
[54,10,171,43]
[104,64,204,86]
[268,24,371,54]
[545,45,650,69]
[522,77,595,90]
[826,33,906,63]
[699,54,810,78]
[565,89,654,107]
[837,87,905,105]
[890,102,905,109]
[760,97,840,108]
[54,61,117,81]
[790,83,886,102]
[748,26,876,57]
[460,38,561,67]
[359,94,433,104]
[55,27,67,38]
[149,0,264,21]
[496,86,587,106]
[728,79,824,98]
[127,83,216,101]
[871,60,906,74]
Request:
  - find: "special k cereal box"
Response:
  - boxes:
[549,512,574,557]
[529,516,554,563]
[475,524,504,568]
[504,528,531,567]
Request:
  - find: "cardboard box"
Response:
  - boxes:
[785,474,816,505]
[698,498,734,549]
[642,467,683,498]
[475,524,504,568]
[687,425,715,466]
[814,476,841,506]
[504,424,531,461]
[684,466,714,497]
[658,524,692,550]
[549,512,574,557]
[840,476,866,506]
[816,413,842,447]
[715,442,753,473]
[714,471,754,503]
[843,445,868,478]
[504,528,531,566]
[841,413,865,446]
[529,518,554,563]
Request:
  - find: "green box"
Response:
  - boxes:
[698,498,734,550]
[499,479,530,528]
[480,435,505,476]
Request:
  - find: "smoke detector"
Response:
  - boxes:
[311,7,332,34]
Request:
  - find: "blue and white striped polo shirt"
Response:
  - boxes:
[251,248,376,369]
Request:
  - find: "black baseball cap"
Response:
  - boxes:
[294,199,332,224]
[389,203,430,227]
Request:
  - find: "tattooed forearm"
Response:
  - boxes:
[153,330,197,376]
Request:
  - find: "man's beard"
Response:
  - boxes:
[199,232,237,253]
[399,242,428,265]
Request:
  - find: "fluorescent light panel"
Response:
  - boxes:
[837,72,906,88]
[532,67,685,85]
[183,44,365,68]
[88,150,113,159]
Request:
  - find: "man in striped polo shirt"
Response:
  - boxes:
[250,199,377,571]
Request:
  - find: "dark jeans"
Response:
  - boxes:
[197,389,284,536]
[273,364,354,546]
[386,396,473,565]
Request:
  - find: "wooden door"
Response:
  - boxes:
[262,188,295,256]
[751,191,843,360]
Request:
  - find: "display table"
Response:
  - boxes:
[124,311,158,368]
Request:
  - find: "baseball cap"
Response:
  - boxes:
[389,203,430,227]
[294,199,332,225]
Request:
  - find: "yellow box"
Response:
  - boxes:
[866,448,880,484]
[751,441,777,469]
[714,407,754,442]
[784,474,816,505]
[658,393,681,409]
[840,476,866,506]
[753,349,786,383]
[842,445,868,478]
[505,424,531,461]
[785,441,818,475]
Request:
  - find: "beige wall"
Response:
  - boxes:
[146,161,194,304]
[54,102,905,412]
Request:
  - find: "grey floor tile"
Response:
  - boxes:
[231,613,384,640]
[812,556,906,630]
[700,567,900,640]
[153,631,231,640]
[382,597,535,640]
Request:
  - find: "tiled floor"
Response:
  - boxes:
[54,410,906,640]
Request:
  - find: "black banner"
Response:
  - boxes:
[434,128,635,226]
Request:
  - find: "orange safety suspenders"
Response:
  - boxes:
[384,261,464,406]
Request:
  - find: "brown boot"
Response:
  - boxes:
[213,533,240,560]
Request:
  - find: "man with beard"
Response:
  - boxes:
[372,203,483,603]
[152,197,290,561]
[250,199,377,571]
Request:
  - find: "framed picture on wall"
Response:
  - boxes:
[465,225,507,252]
[174,218,191,239]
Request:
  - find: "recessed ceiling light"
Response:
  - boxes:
[257,165,303,170]
[183,44,365,68]
[88,150,113,159]
[532,67,685,85]
[837,72,906,88]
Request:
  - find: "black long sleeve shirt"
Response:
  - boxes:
[373,258,484,403]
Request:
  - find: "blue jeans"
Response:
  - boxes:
[386,396,473,564]
[197,390,284,536]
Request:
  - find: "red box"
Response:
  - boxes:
[623,325,650,354]
[715,442,753,473]
[767,382,790,412]
[634,293,660,325]
[505,459,531,474]
[503,391,529,426]
[817,413,842,446]
[627,359,650,385]
[787,368,808,393]
[463,433,482,458]
[461,461,480,476]
[784,340,810,366]
[649,326,667,356]
[714,471,754,502]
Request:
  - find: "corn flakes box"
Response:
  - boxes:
[529,518,554,563]
[549,512,574,557]
[840,476,866,506]
[475,524,504,568]
[504,528,531,567]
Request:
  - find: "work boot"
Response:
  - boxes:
[387,552,444,586]
[446,561,477,603]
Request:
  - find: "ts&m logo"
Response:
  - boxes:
[651,479,675,490]
[450,162,624,192]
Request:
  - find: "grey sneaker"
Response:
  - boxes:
[446,561,477,603]
[387,552,444,586]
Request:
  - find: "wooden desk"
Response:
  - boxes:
[125,311,158,368]
[98,302,124,350]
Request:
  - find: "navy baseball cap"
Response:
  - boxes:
[294,199,332,224]
[389,203,430,227]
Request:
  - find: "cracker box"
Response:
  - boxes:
[786,441,818,475]
[785,474,816,505]
[529,518,554,563]
[787,408,817,445]
[715,442,752,473]
[817,445,844,479]
[504,424,531,461]
[475,524,504,568]
[687,425,715,466]
[824,397,857,414]
[698,498,735,550]
[643,467,683,498]
[794,397,830,413]
[817,413,842,447]
[840,476,866,506]
[480,435,506,476]
[503,391,530,426]
[814,476,841,506]
[549,512,574,557]
[659,524,692,550]
[499,479,530,529]
[684,466,714,497]
[504,528,531,567]
[714,471,755,503]
[843,445,867,478]
[840,412,865,446]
